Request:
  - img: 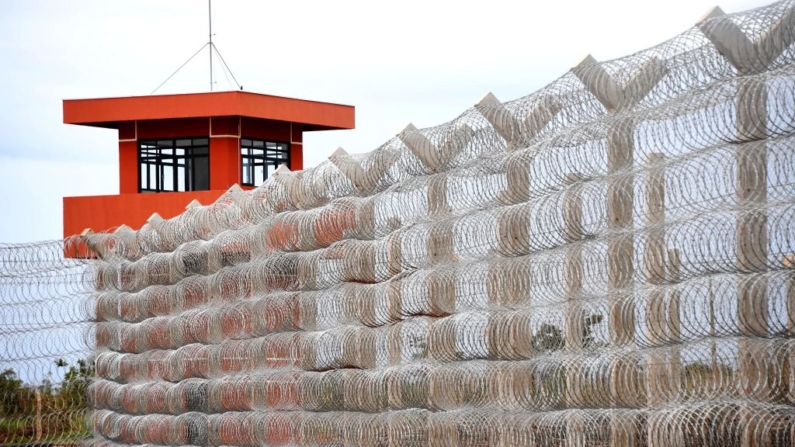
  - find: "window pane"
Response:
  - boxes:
[254,165,264,185]
[138,139,209,192]
[149,164,156,190]
[240,138,289,186]
[177,166,186,191]
[140,163,148,190]
[162,165,174,191]
[242,165,252,185]
[194,157,209,191]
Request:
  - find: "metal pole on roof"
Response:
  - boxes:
[209,0,213,91]
[150,0,239,94]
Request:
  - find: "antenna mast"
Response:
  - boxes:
[150,0,242,94]
[209,0,213,91]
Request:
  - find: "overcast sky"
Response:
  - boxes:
[0,0,766,243]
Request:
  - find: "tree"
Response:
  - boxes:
[0,359,94,445]
[533,323,564,353]
[582,313,604,348]
[0,368,23,416]
[532,313,604,353]
[57,358,93,410]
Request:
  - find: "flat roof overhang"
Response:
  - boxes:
[63,91,355,131]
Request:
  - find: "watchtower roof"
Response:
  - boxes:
[63,90,355,131]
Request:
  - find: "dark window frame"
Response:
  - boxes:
[138,137,210,193]
[240,138,290,187]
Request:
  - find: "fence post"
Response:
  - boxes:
[35,387,42,442]
[564,173,584,351]
[399,123,439,171]
[645,153,666,408]
[574,51,668,447]
[479,92,561,205]
[329,147,398,194]
[666,248,683,407]
[563,173,584,441]
[786,255,795,403]
[697,11,775,421]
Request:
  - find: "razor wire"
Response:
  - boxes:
[3,0,795,446]
[0,240,94,446]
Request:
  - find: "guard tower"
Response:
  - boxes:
[62,91,355,241]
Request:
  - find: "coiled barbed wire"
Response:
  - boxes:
[0,241,93,446]
[3,1,795,446]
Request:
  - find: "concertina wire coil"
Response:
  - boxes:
[3,1,795,445]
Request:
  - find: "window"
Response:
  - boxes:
[139,138,209,192]
[241,138,290,187]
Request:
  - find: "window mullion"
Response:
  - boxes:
[240,138,289,187]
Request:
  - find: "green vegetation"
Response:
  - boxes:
[532,313,604,353]
[0,359,93,446]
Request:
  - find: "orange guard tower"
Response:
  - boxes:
[62,91,355,244]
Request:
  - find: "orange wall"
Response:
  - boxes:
[290,143,303,171]
[119,141,138,194]
[210,136,240,190]
[119,121,135,140]
[241,117,289,141]
[290,123,303,170]
[138,117,209,140]
[63,190,227,238]
[212,116,239,135]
